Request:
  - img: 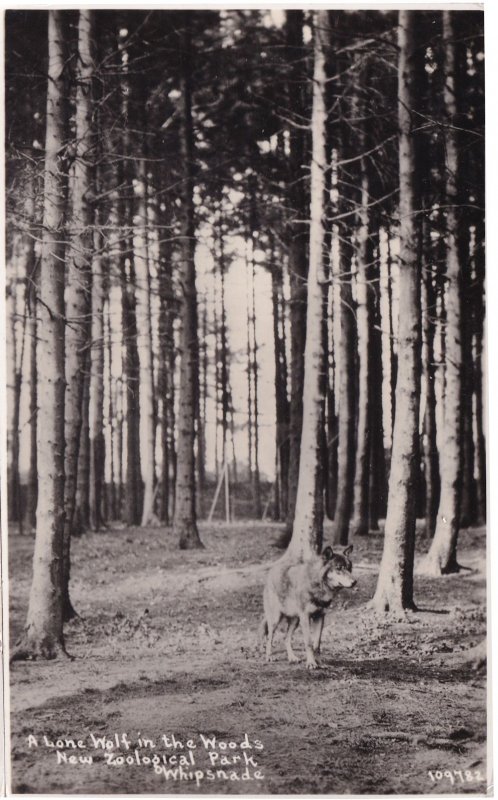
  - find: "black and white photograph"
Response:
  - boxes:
[3,5,487,795]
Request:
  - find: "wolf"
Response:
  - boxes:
[260,545,356,670]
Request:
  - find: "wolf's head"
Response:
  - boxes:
[320,545,357,589]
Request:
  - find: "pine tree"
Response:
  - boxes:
[370,10,422,613]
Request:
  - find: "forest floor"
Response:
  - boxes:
[7,521,488,795]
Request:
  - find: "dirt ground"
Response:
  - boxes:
[7,521,488,795]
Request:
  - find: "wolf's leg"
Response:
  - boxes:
[285,617,300,663]
[265,613,281,663]
[311,614,324,655]
[299,613,318,669]
[258,617,268,654]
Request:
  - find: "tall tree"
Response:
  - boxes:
[134,157,157,527]
[172,16,203,549]
[287,10,329,561]
[27,231,39,534]
[350,154,373,537]
[118,27,142,527]
[61,9,94,619]
[368,234,387,530]
[421,220,440,538]
[89,203,105,531]
[473,220,486,524]
[158,227,176,524]
[370,10,422,613]
[333,186,357,544]
[271,239,290,520]
[421,11,464,575]
[13,10,69,658]
[277,9,309,547]
[282,9,309,544]
[6,267,20,525]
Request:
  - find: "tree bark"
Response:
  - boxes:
[106,299,117,520]
[196,299,208,518]
[459,216,476,528]
[61,9,94,620]
[172,17,203,549]
[73,367,90,536]
[351,164,372,537]
[333,216,356,544]
[27,258,38,533]
[421,220,440,538]
[420,11,464,575]
[249,213,263,520]
[368,234,387,531]
[118,29,142,526]
[271,245,290,521]
[287,10,329,561]
[158,230,176,524]
[6,263,20,525]
[386,233,397,435]
[14,10,69,659]
[134,157,156,527]
[473,220,486,524]
[245,242,254,492]
[370,10,422,614]
[89,210,105,531]
[283,9,309,544]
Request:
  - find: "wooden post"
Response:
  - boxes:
[208,460,226,523]
[224,460,230,523]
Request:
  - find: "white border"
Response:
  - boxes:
[0,3,492,800]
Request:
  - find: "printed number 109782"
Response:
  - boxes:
[428,769,483,785]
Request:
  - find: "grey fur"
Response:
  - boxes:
[261,546,356,670]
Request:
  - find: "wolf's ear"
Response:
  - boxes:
[343,545,353,557]
[322,546,334,562]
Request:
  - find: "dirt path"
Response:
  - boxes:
[7,523,487,794]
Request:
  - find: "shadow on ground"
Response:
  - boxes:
[8,522,487,794]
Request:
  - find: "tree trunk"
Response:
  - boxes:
[217,216,230,514]
[106,300,117,520]
[283,9,309,544]
[134,158,156,527]
[158,229,175,524]
[473,221,486,524]
[116,378,125,518]
[24,181,39,534]
[271,248,290,521]
[27,266,38,533]
[386,234,397,435]
[121,262,142,525]
[89,212,105,531]
[245,242,254,496]
[459,225,476,528]
[333,219,356,544]
[250,223,262,520]
[351,164,372,537]
[61,9,94,621]
[6,269,20,525]
[287,10,329,561]
[73,368,90,536]
[421,220,440,538]
[172,17,203,549]
[368,234,387,531]
[420,11,463,575]
[370,10,422,614]
[325,379,338,520]
[196,300,208,519]
[14,10,68,659]
[118,29,142,526]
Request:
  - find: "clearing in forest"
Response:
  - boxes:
[8,521,487,795]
